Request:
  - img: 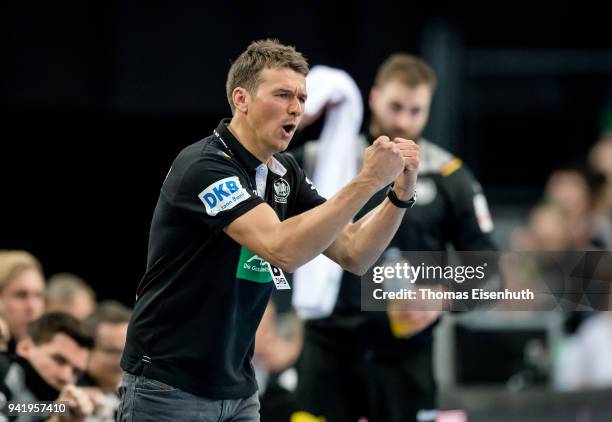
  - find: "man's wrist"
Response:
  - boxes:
[392,184,416,201]
[355,172,385,195]
[387,184,417,208]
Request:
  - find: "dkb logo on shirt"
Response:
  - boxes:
[198,176,250,216]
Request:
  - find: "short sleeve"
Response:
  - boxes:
[164,153,265,233]
[284,154,326,216]
[444,166,497,251]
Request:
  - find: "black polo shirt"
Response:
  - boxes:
[121,119,326,399]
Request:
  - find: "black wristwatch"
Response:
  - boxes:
[386,185,417,208]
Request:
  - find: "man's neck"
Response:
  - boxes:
[227,117,271,164]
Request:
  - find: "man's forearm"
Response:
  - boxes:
[225,137,411,272]
[342,197,407,274]
[271,175,379,271]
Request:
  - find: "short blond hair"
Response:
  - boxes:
[375,54,437,91]
[0,250,43,293]
[46,273,96,305]
[226,39,309,113]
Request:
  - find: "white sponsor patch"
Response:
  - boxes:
[198,176,250,216]
[267,262,291,290]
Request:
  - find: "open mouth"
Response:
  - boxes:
[281,123,296,137]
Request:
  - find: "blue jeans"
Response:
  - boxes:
[117,372,260,422]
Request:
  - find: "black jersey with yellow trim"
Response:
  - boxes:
[296,134,497,348]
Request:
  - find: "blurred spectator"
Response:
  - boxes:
[255,303,302,377]
[545,166,604,249]
[0,250,46,353]
[552,135,612,391]
[78,301,131,422]
[511,204,572,251]
[555,312,612,391]
[254,302,303,422]
[46,273,96,320]
[588,133,612,249]
[589,133,612,182]
[0,312,96,421]
[512,166,606,252]
[0,302,12,353]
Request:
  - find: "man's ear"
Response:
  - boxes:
[232,87,250,114]
[16,336,33,359]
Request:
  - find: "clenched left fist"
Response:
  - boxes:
[391,137,419,200]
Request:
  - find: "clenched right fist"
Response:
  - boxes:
[360,136,405,190]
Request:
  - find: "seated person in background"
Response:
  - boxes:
[254,302,303,422]
[254,302,302,379]
[46,273,96,321]
[510,204,573,252]
[588,133,612,249]
[78,301,131,421]
[544,165,605,250]
[0,250,46,353]
[0,312,95,421]
[0,301,12,353]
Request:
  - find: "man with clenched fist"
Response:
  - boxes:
[119,39,419,422]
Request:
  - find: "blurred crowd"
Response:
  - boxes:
[508,130,612,392]
[511,132,612,252]
[1,67,611,422]
[0,252,130,421]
